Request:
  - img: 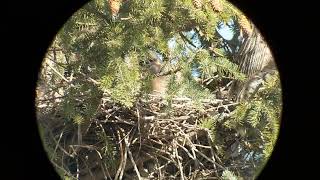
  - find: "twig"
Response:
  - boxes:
[206,131,217,172]
[114,129,124,180]
[221,80,234,91]
[193,144,212,149]
[45,55,67,68]
[119,144,127,180]
[37,94,87,103]
[77,123,82,150]
[179,32,197,49]
[108,118,136,126]
[50,160,76,180]
[51,127,65,161]
[176,143,195,160]
[173,140,185,180]
[45,61,70,83]
[142,144,173,158]
[136,107,143,156]
[124,136,142,180]
[193,148,226,170]
[95,120,113,179]
[41,122,75,158]
[69,144,98,150]
[115,128,127,180]
[76,156,80,180]
[79,155,95,179]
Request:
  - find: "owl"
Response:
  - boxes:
[149,60,168,96]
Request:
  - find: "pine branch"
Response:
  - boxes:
[179,32,197,49]
[83,4,112,25]
[159,66,182,76]
[45,61,70,83]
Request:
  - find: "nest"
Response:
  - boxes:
[37,93,239,180]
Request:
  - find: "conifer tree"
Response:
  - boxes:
[36,0,281,179]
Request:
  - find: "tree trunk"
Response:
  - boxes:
[230,24,276,101]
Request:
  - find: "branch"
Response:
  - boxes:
[124,136,142,180]
[40,121,75,158]
[50,160,77,180]
[179,32,197,49]
[45,61,69,83]
[174,141,185,180]
[193,148,226,170]
[159,66,182,76]
[83,5,112,25]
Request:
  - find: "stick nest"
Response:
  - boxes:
[37,94,239,180]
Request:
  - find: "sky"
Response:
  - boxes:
[167,23,234,54]
[217,23,234,40]
[165,25,234,78]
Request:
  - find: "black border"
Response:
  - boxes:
[3,0,308,179]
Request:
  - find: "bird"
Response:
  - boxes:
[149,59,168,96]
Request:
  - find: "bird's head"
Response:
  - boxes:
[150,59,162,74]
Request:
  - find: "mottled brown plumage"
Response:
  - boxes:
[150,60,168,95]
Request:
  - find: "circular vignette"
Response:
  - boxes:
[35,1,283,180]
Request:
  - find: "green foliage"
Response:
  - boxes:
[97,130,118,171]
[200,117,215,129]
[53,0,250,110]
[195,49,246,81]
[222,73,281,170]
[200,117,217,142]
[62,96,77,120]
[221,170,239,180]
[99,52,142,107]
[213,57,246,81]
[73,114,84,125]
[63,176,72,180]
